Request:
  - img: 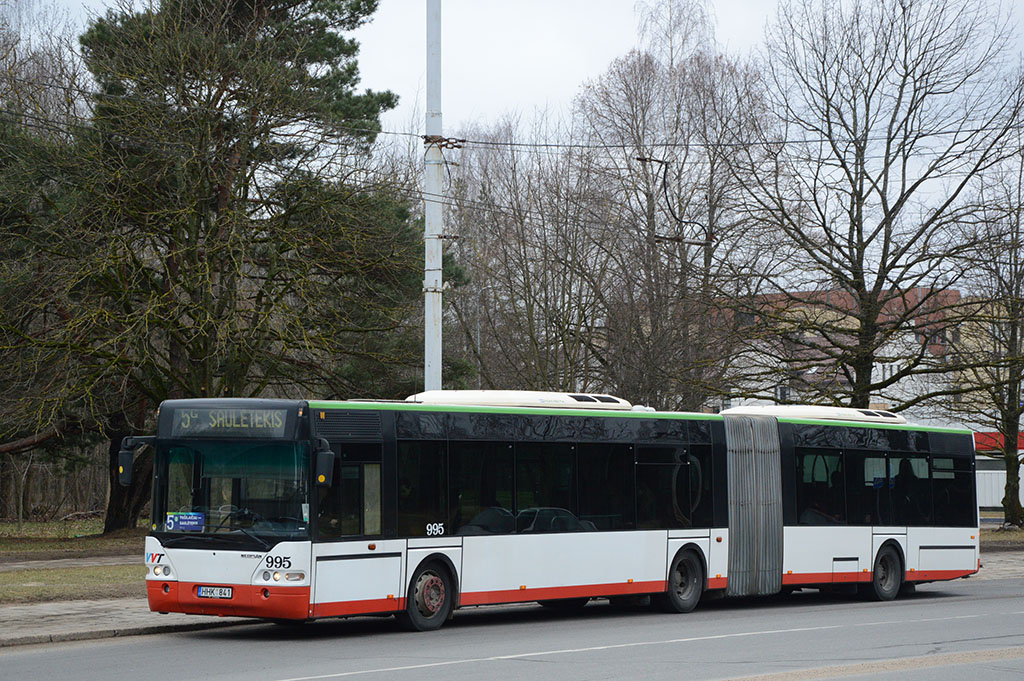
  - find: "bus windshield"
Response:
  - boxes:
[153,440,310,546]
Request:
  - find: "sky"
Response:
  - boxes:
[351,0,776,134]
[61,0,778,135]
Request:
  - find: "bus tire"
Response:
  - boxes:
[863,544,902,602]
[399,562,454,631]
[656,549,704,613]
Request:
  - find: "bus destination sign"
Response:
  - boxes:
[170,407,288,438]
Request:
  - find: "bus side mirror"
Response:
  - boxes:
[315,438,334,487]
[118,445,134,487]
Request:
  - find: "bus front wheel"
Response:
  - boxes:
[656,549,704,613]
[399,562,454,631]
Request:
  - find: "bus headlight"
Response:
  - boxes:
[285,572,305,582]
[153,565,163,576]
[273,572,282,581]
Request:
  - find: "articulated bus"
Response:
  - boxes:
[121,391,979,631]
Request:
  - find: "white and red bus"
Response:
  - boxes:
[121,391,979,631]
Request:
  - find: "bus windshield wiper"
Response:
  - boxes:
[232,527,271,551]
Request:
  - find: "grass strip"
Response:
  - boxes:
[0,564,147,604]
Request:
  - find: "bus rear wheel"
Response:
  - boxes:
[656,549,704,613]
[399,562,454,631]
[862,545,902,601]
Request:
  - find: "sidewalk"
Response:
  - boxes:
[1,551,1021,648]
[0,597,252,647]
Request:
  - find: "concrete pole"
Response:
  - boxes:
[424,0,443,391]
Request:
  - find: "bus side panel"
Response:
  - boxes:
[783,526,873,584]
[405,545,463,601]
[666,533,712,586]
[459,531,667,605]
[706,528,729,589]
[906,526,979,581]
[311,539,405,617]
[871,529,907,576]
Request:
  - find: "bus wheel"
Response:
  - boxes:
[656,550,704,613]
[863,545,902,601]
[400,562,453,631]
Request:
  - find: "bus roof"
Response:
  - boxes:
[722,404,907,424]
[404,390,635,410]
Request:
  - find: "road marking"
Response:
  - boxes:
[273,611,1024,681]
[273,625,842,681]
[718,646,1024,680]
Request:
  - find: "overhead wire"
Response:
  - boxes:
[1,73,1019,242]
[4,72,1023,159]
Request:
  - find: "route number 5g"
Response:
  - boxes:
[426,522,445,536]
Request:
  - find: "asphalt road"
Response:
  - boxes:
[3,577,1023,681]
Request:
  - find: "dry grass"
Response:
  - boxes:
[981,526,1024,552]
[0,520,147,562]
[0,564,147,604]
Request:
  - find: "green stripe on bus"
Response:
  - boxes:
[306,400,724,421]
[307,401,971,433]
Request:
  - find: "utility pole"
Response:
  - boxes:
[423,0,443,391]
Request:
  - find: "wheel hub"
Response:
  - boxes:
[415,572,445,616]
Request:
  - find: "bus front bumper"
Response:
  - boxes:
[147,580,310,620]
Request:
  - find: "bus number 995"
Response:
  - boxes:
[426,523,445,536]
[266,556,292,569]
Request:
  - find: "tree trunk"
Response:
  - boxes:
[102,413,154,533]
[1003,445,1023,527]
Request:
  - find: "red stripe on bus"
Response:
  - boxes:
[313,597,405,617]
[707,576,727,589]
[905,569,977,582]
[460,580,666,606]
[781,568,977,586]
[147,581,310,620]
[782,572,872,585]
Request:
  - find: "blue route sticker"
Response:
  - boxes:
[166,512,205,532]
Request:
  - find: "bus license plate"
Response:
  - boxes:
[198,586,233,599]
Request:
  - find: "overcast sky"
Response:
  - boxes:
[59,0,1022,138]
[62,0,777,135]
[352,0,776,134]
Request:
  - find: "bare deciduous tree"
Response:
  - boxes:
[737,0,1024,410]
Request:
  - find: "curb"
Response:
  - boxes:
[0,618,257,648]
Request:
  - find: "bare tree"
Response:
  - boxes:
[446,116,612,391]
[736,0,1024,410]
[572,0,765,409]
[949,144,1024,525]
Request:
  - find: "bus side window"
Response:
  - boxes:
[931,456,974,526]
[795,449,845,525]
[515,443,578,532]
[636,446,690,529]
[397,440,447,537]
[860,454,890,525]
[578,443,635,530]
[449,442,514,535]
[891,455,930,525]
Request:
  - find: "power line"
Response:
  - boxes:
[5,72,1023,159]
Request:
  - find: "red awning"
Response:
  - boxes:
[974,432,1024,452]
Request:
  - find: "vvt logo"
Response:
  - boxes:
[146,552,165,563]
